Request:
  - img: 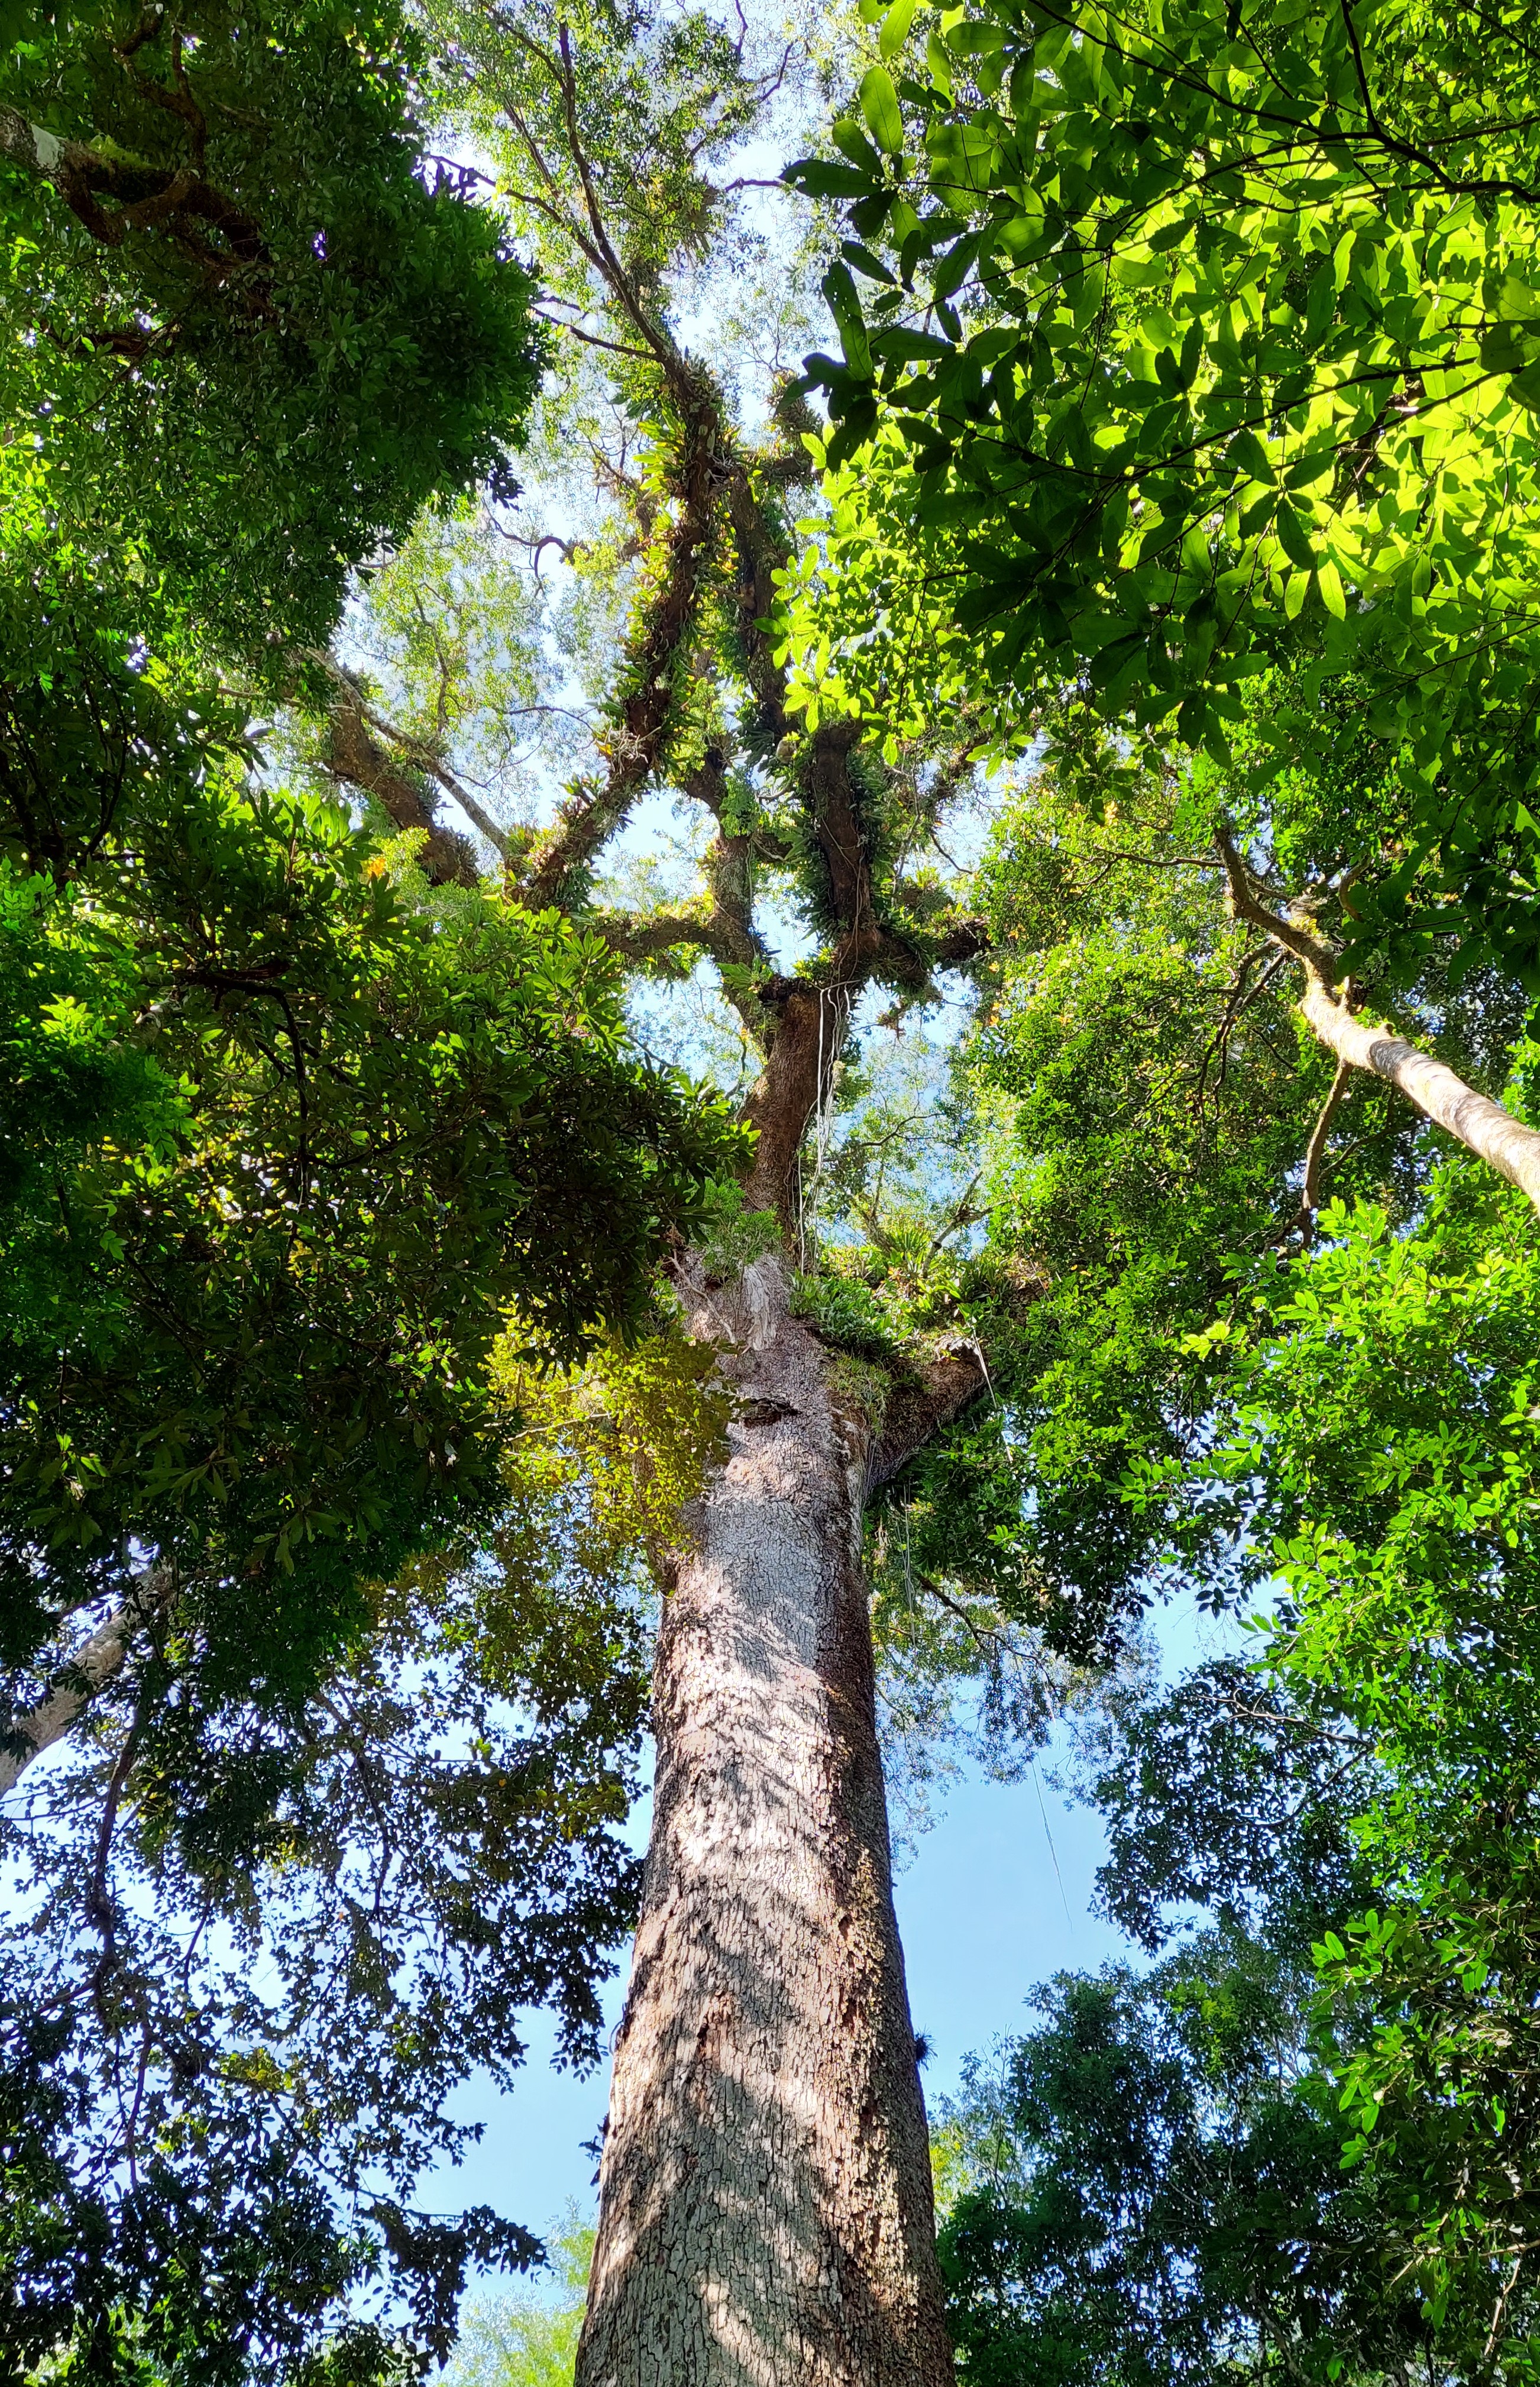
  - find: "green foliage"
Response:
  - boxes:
[445,2210,593,2387]
[933,748,1404,1648]
[487,1314,735,1598]
[690,1180,783,1280]
[0,0,545,668]
[0,767,742,1692]
[935,1939,1436,2387]
[1071,1155,1540,2362]
[785,0,1540,990]
[790,1264,905,1359]
[1,1542,642,2386]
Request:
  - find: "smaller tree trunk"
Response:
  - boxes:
[1299,971,1540,1213]
[575,1256,953,2387]
[0,1575,166,1795]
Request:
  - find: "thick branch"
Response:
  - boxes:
[303,657,511,861]
[518,382,720,907]
[325,696,480,888]
[866,1349,990,1494]
[1,1575,169,1797]
[1216,825,1540,1214]
[1298,974,1540,1211]
[931,915,991,967]
[743,977,850,1223]
[590,903,751,976]
[0,102,268,270]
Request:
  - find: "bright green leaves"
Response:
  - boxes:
[781,0,1540,992]
[0,745,744,1671]
[860,63,905,156]
[878,0,918,60]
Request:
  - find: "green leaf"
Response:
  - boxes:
[1228,427,1275,485]
[879,0,919,59]
[1316,555,1347,618]
[785,156,880,198]
[859,63,906,156]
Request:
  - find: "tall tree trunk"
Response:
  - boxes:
[574,1258,953,2387]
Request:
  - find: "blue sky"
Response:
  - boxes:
[432,1728,1125,2253]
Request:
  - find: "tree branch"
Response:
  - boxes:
[305,655,512,860]
[1216,822,1540,1214]
[0,101,270,273]
[866,1348,991,1494]
[1,1573,171,1797]
[516,388,723,908]
[324,692,480,888]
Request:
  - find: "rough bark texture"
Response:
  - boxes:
[575,1257,953,2387]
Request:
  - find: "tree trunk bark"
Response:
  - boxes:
[1298,970,1540,1213]
[574,1257,953,2387]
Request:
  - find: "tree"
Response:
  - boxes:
[12,0,1540,2377]
[957,706,1540,2363]
[933,1939,1438,2387]
[934,1133,1540,2379]
[0,2,740,2369]
[295,7,1529,2376]
[1135,1164,1540,2360]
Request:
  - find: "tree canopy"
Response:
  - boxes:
[8,0,1540,2379]
[786,0,1540,994]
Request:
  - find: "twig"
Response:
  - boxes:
[1301,1059,1351,1225]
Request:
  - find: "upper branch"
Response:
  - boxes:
[324,690,480,887]
[1216,821,1540,1213]
[866,1348,991,1493]
[0,101,270,279]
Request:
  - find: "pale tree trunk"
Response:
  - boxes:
[574,1258,956,2387]
[1215,824,1540,1216]
[1298,971,1540,1212]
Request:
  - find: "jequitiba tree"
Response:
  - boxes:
[12,0,1540,2376]
[304,7,1540,2376]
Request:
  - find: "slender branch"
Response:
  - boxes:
[323,690,480,887]
[300,651,513,860]
[1302,1058,1351,1221]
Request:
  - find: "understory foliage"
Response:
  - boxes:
[0,1319,736,2382]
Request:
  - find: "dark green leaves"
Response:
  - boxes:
[0,0,546,676]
